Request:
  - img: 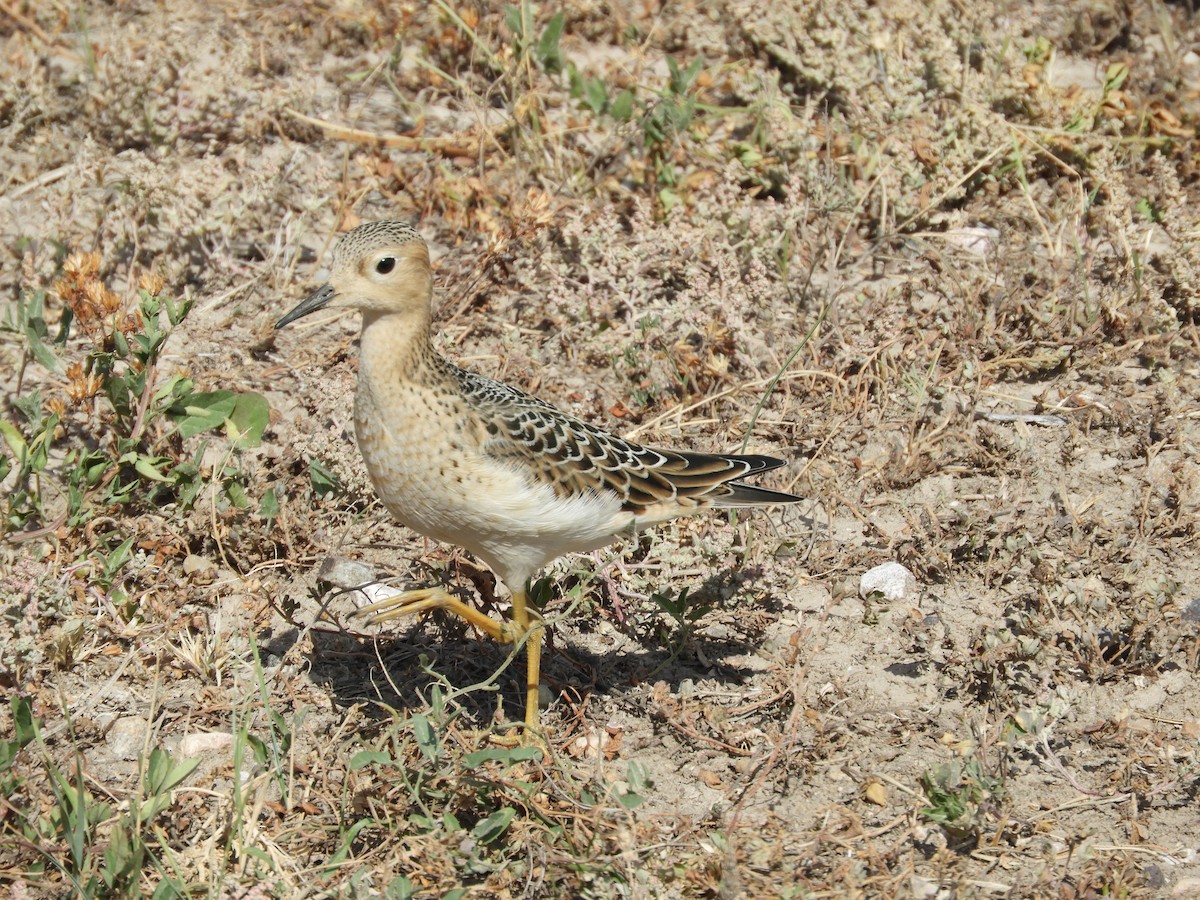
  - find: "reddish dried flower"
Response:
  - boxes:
[64,362,103,404]
[139,271,165,296]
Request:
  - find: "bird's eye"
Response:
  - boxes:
[375,256,396,275]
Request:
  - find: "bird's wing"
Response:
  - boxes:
[458,370,798,513]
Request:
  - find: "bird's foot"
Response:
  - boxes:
[353,586,506,641]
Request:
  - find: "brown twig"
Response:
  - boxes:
[282,108,482,159]
[0,0,54,45]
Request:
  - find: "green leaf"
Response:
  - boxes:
[350,750,394,770]
[226,391,269,448]
[584,77,607,115]
[163,294,195,328]
[309,459,342,499]
[169,390,237,438]
[386,874,416,900]
[246,734,268,767]
[327,816,374,867]
[0,419,28,463]
[610,88,635,121]
[133,454,173,483]
[144,747,199,797]
[24,324,61,374]
[411,714,439,763]
[11,695,38,748]
[96,537,136,592]
[471,807,516,843]
[503,4,524,39]
[537,12,565,73]
[463,745,543,768]
[152,373,192,405]
[1104,61,1128,92]
[667,56,703,95]
[225,480,249,509]
[257,487,280,519]
[617,786,645,809]
[152,878,187,900]
[16,290,62,374]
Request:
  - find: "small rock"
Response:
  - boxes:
[182,554,215,577]
[567,728,611,760]
[106,716,150,761]
[1142,864,1165,890]
[909,875,938,898]
[1181,598,1200,624]
[317,556,395,609]
[1173,877,1200,896]
[1044,56,1105,92]
[860,562,918,602]
[179,731,234,757]
[317,556,377,589]
[704,623,730,640]
[863,779,888,805]
[943,225,1000,256]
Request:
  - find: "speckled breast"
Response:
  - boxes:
[353,378,492,548]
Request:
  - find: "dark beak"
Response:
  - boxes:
[275,283,335,329]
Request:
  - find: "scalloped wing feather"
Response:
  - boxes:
[457,369,800,515]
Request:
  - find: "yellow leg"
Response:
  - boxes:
[354,587,505,641]
[355,585,547,734]
[510,588,544,730]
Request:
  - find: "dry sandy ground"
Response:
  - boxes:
[2,1,1199,896]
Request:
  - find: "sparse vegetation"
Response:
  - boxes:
[2,0,1198,896]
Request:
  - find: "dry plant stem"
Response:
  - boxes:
[283,108,480,159]
[3,163,74,201]
[0,0,53,44]
[3,510,67,544]
[126,361,157,445]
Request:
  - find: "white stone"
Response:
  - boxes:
[859,562,918,602]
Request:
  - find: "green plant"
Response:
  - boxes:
[307,458,343,500]
[0,695,37,800]
[247,632,296,805]
[345,715,546,885]
[651,586,714,655]
[0,253,268,538]
[919,755,1004,846]
[641,57,704,210]
[568,53,708,208]
[1,696,197,896]
[567,64,635,120]
[505,3,565,75]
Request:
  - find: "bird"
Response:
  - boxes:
[275,220,800,735]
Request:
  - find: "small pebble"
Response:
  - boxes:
[860,562,918,602]
[106,715,150,761]
[317,556,377,589]
[179,731,234,756]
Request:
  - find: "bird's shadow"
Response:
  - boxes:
[263,567,785,730]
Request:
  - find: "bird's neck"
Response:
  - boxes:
[358,310,446,386]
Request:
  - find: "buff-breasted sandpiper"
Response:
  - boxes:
[276,220,800,733]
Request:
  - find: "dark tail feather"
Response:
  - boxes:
[717,454,800,507]
[649,449,800,507]
[714,481,802,507]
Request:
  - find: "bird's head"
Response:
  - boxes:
[276,221,432,328]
